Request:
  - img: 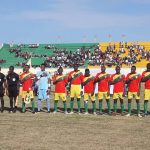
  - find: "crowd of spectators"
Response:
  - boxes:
[44,46,96,68]
[3,42,150,68]
[88,43,150,67]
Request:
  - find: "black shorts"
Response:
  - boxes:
[0,86,4,97]
[8,86,19,97]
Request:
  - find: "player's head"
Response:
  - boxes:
[40,63,45,71]
[131,66,136,74]
[24,65,30,72]
[115,66,121,74]
[73,63,78,72]
[58,66,63,75]
[146,63,150,71]
[9,66,14,73]
[101,65,106,73]
[85,68,90,76]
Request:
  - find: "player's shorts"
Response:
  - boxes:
[22,91,34,99]
[8,86,19,97]
[128,92,140,100]
[144,89,150,101]
[38,89,49,100]
[113,92,124,100]
[98,92,110,100]
[70,85,81,99]
[0,86,4,97]
[54,93,66,101]
[84,93,95,101]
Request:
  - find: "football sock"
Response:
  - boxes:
[70,100,74,112]
[22,101,25,112]
[113,102,117,113]
[144,101,148,115]
[84,101,88,113]
[121,103,124,113]
[106,100,111,113]
[54,101,58,112]
[63,101,67,112]
[38,99,41,112]
[99,100,102,113]
[31,100,35,112]
[137,102,140,114]
[128,103,131,114]
[77,100,81,112]
[46,99,50,111]
[93,101,96,113]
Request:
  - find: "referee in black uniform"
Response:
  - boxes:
[0,67,6,113]
[6,66,19,113]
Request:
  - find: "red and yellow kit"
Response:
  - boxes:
[68,70,84,85]
[142,71,150,89]
[20,72,35,99]
[20,72,35,91]
[110,74,125,93]
[83,75,95,93]
[126,73,141,92]
[68,70,83,98]
[95,73,110,92]
[142,71,150,100]
[53,74,68,93]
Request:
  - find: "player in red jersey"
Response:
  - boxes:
[20,65,35,113]
[141,63,150,117]
[110,66,125,115]
[126,66,142,117]
[95,65,111,115]
[68,64,84,114]
[53,66,68,114]
[82,68,96,115]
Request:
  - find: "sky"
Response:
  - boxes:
[0,0,150,43]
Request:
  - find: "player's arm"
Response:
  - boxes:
[122,75,126,97]
[126,78,132,84]
[48,77,51,87]
[68,73,73,82]
[53,76,58,85]
[80,73,84,95]
[141,78,149,82]
[125,74,131,84]
[94,74,101,83]
[65,77,68,87]
[91,79,96,96]
[3,76,6,94]
[141,73,149,82]
[138,76,142,96]
[46,77,51,94]
[109,75,114,85]
[5,75,9,95]
[16,74,20,90]
[107,79,110,96]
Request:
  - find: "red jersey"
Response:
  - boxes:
[110,74,125,93]
[95,72,110,92]
[126,73,141,92]
[20,72,35,91]
[53,74,68,93]
[68,70,83,85]
[142,71,150,89]
[83,75,95,93]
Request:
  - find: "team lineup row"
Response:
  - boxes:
[0,63,150,117]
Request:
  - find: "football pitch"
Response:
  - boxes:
[0,93,150,150]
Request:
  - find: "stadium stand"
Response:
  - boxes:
[0,42,150,68]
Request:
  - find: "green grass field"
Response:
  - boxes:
[0,90,150,150]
